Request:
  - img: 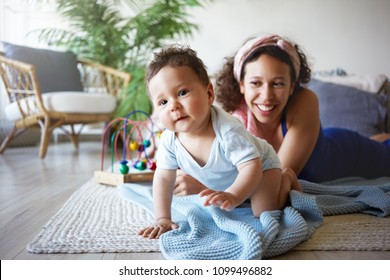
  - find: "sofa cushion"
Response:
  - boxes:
[5,92,116,121]
[1,41,83,93]
[307,79,388,137]
[312,73,388,93]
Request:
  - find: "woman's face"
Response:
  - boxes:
[240,54,294,125]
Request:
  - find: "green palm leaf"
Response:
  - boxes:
[31,0,212,119]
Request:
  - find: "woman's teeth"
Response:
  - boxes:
[258,104,274,111]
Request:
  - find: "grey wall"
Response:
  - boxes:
[183,0,390,77]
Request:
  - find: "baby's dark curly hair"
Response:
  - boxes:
[146,44,210,96]
[215,44,311,113]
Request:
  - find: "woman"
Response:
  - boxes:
[173,34,390,195]
[215,34,390,183]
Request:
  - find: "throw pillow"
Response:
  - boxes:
[1,41,83,93]
[307,79,388,137]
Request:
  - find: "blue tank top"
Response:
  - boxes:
[281,113,390,182]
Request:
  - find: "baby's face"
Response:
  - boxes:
[148,65,214,134]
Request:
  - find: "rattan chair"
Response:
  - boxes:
[0,54,131,158]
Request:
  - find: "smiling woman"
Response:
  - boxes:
[214,34,390,183]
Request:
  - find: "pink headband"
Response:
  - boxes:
[233,35,301,82]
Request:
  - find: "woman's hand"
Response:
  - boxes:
[281,167,301,192]
[174,172,207,196]
[138,218,178,239]
[199,189,239,211]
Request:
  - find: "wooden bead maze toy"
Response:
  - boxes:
[94,110,161,186]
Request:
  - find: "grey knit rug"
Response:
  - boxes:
[27,178,390,254]
[27,178,159,253]
[293,213,390,251]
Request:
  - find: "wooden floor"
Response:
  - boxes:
[1,141,389,260]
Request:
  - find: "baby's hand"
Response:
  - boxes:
[199,189,237,211]
[138,218,178,239]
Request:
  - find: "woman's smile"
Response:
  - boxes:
[258,103,275,112]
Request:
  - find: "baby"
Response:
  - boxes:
[139,45,300,239]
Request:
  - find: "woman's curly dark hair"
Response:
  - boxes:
[215,43,311,113]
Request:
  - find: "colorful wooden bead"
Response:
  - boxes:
[134,160,147,170]
[147,161,157,170]
[129,141,139,151]
[119,160,129,174]
[143,139,151,148]
[138,144,145,152]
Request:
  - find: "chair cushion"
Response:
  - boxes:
[1,41,84,93]
[5,92,116,121]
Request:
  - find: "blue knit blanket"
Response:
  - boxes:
[118,177,390,260]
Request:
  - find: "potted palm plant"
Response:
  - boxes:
[34,0,211,119]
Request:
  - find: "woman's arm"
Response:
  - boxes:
[278,88,321,175]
